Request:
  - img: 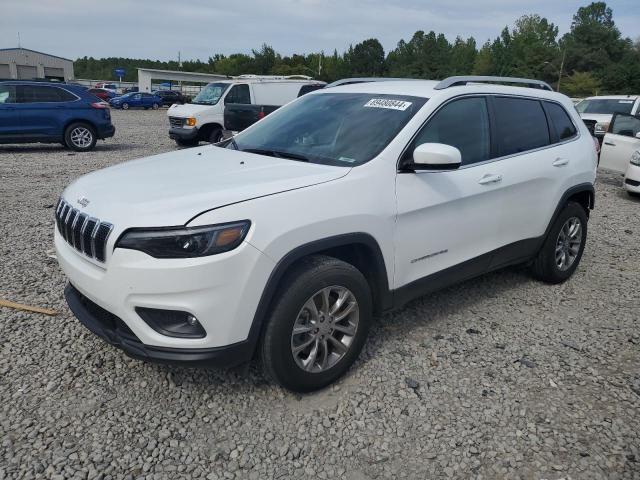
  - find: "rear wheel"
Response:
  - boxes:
[261,255,372,392]
[64,122,97,152]
[152,103,159,110]
[122,103,129,110]
[531,201,587,283]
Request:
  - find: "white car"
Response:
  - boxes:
[599,112,640,196]
[575,95,640,139]
[167,76,325,146]
[55,76,597,391]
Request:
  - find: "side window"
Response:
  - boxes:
[493,97,550,156]
[0,85,17,104]
[225,84,251,104]
[610,113,640,137]
[19,85,72,103]
[544,102,577,141]
[408,96,490,165]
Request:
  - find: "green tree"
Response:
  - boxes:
[561,71,602,96]
[450,37,477,75]
[347,38,385,76]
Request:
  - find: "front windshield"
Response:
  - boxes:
[227,93,427,166]
[576,98,634,115]
[192,83,230,105]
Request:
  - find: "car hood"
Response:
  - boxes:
[167,102,215,117]
[62,146,350,229]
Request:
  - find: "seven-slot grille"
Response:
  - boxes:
[55,199,113,262]
[169,116,185,128]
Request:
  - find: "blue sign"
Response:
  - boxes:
[114,68,126,78]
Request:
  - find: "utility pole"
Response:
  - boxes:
[557,49,566,92]
[17,32,21,48]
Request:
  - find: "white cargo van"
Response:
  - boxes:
[167,76,325,146]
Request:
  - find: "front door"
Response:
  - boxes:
[600,113,640,173]
[0,84,21,138]
[394,96,503,291]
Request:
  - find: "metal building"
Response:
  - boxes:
[0,48,74,81]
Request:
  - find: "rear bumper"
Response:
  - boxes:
[97,124,115,139]
[65,283,253,367]
[169,127,198,141]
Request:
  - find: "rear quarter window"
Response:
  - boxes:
[544,102,577,141]
[493,97,550,156]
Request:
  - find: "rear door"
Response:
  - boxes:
[486,96,563,256]
[17,85,76,138]
[599,113,640,173]
[0,84,21,138]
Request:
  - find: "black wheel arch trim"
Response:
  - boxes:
[244,233,391,360]
[544,183,594,240]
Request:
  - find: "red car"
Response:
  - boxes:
[87,88,115,102]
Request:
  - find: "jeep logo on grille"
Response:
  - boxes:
[77,197,90,208]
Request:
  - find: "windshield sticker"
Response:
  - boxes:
[338,157,357,163]
[618,100,634,104]
[364,98,412,111]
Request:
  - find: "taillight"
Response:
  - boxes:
[91,101,109,109]
[258,109,265,120]
[592,136,600,155]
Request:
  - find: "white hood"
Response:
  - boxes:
[167,103,214,117]
[580,113,612,124]
[62,146,349,230]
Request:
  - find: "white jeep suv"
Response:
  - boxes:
[55,76,597,391]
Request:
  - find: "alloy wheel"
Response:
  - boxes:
[555,217,582,271]
[70,127,93,149]
[290,286,359,373]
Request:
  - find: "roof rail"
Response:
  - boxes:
[434,76,553,91]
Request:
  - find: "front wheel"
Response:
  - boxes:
[531,201,588,283]
[64,122,97,152]
[174,138,199,148]
[152,103,159,110]
[208,127,223,144]
[261,255,372,392]
[121,103,129,110]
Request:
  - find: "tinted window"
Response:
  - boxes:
[298,84,325,97]
[610,114,640,137]
[19,85,76,103]
[0,84,17,104]
[493,97,549,156]
[225,84,251,104]
[576,98,634,115]
[408,97,490,165]
[545,102,577,141]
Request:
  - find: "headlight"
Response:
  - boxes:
[594,122,609,134]
[116,221,250,258]
[631,150,640,166]
[186,117,196,127]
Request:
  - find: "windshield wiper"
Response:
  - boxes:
[242,148,309,162]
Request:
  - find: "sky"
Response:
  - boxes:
[1,0,638,61]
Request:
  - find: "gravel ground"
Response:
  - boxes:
[1,109,639,480]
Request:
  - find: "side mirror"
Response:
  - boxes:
[411,143,462,170]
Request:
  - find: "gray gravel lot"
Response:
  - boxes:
[1,109,639,479]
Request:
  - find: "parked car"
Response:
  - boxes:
[87,88,116,102]
[95,82,118,92]
[575,95,640,140]
[167,76,326,147]
[598,112,640,196]
[55,76,596,392]
[109,92,162,110]
[152,89,189,106]
[0,81,114,151]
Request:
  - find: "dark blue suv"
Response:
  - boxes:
[0,81,115,151]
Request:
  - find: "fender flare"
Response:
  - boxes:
[243,233,390,359]
[543,182,595,241]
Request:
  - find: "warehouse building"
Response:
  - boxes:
[0,48,74,81]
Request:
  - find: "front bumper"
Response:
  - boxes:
[624,163,640,193]
[65,283,253,366]
[55,227,275,353]
[169,126,198,141]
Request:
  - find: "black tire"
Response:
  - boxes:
[261,255,372,392]
[208,127,223,144]
[628,191,640,198]
[122,103,129,110]
[175,138,199,148]
[64,122,97,152]
[531,201,588,284]
[152,103,159,110]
